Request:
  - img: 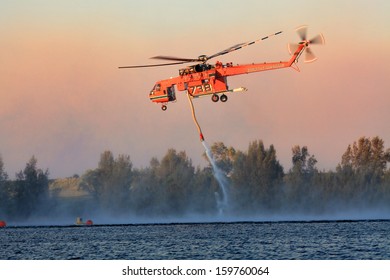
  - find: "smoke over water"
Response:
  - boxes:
[202,140,229,215]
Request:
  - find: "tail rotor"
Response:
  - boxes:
[289,25,325,63]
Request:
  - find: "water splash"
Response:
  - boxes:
[202,141,229,215]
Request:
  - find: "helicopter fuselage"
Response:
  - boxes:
[149,42,306,110]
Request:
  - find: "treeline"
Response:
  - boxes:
[1,136,390,222]
[0,156,50,221]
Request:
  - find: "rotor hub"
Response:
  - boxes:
[198,55,208,62]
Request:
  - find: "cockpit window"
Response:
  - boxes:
[152,84,161,91]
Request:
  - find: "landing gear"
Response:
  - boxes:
[161,105,167,111]
[211,94,219,102]
[211,94,228,103]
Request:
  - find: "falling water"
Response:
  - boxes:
[202,141,229,215]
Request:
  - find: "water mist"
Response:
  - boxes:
[202,140,229,215]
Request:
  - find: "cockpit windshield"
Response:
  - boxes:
[150,83,161,95]
[153,84,161,91]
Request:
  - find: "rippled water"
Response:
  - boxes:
[1,220,389,260]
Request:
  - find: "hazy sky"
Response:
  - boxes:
[1,0,390,178]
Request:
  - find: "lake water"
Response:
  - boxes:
[1,220,389,260]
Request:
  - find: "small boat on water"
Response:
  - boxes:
[75,217,93,226]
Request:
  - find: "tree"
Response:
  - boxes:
[13,156,49,219]
[189,166,220,214]
[81,151,133,214]
[129,159,161,215]
[0,155,7,183]
[205,142,236,175]
[0,155,9,216]
[286,145,318,186]
[155,149,195,215]
[339,136,389,184]
[336,136,390,205]
[231,140,284,212]
[284,145,318,212]
[130,149,196,216]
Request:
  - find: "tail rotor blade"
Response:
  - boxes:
[309,33,325,45]
[296,25,308,41]
[304,48,317,63]
[288,43,300,55]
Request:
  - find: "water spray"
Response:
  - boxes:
[201,141,229,214]
[186,92,229,214]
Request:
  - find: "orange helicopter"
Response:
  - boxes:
[119,25,324,111]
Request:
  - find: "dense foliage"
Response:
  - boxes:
[0,156,49,221]
[1,136,390,222]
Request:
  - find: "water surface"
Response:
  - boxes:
[1,220,389,259]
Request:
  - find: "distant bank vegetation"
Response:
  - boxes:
[1,136,390,222]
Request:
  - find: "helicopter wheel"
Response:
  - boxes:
[211,94,219,102]
[161,105,167,111]
[220,94,228,102]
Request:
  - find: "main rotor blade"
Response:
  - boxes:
[296,25,308,41]
[150,55,199,62]
[118,61,188,69]
[207,42,249,60]
[207,30,283,60]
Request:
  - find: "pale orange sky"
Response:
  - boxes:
[1,0,390,178]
